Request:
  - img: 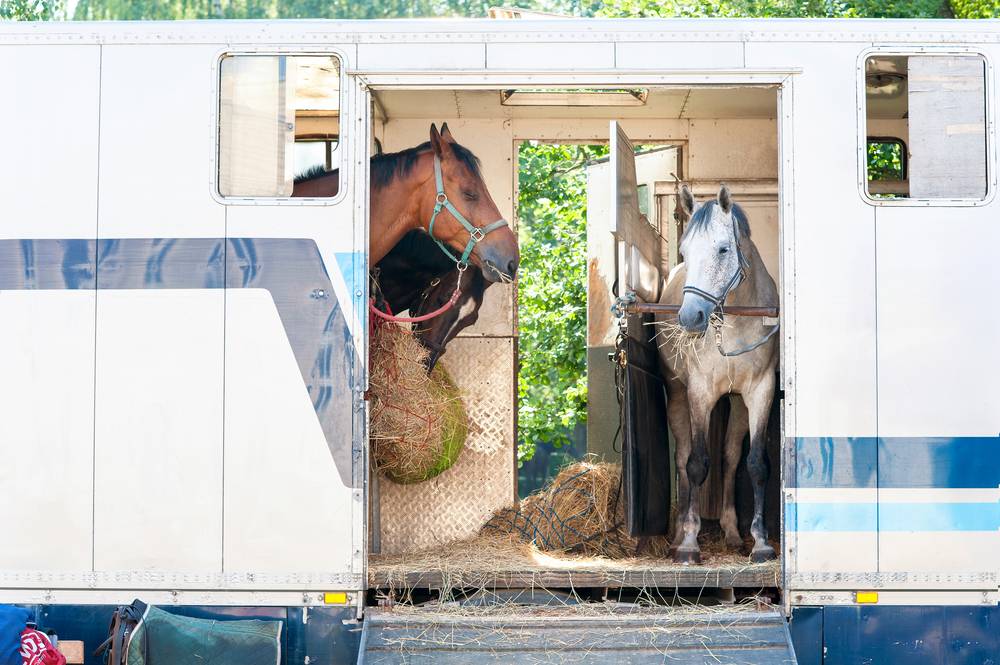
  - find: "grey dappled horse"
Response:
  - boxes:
[656,184,779,565]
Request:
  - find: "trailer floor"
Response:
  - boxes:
[369,536,780,593]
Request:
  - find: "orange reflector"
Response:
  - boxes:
[324,592,348,605]
[855,591,878,604]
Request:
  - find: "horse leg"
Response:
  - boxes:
[665,382,692,549]
[674,388,714,564]
[721,395,749,549]
[745,372,777,563]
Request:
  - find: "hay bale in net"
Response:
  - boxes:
[481,460,671,558]
[369,321,468,484]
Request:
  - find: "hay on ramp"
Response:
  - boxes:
[369,321,468,484]
[481,460,672,558]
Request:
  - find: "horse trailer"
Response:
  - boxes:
[1,16,998,664]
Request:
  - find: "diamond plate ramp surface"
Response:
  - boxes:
[359,607,798,664]
[378,337,515,554]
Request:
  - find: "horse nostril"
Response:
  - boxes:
[694,310,704,324]
[507,259,518,278]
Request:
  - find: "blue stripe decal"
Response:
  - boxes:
[795,437,877,489]
[878,437,1000,489]
[0,238,356,485]
[788,501,1000,531]
[795,436,1000,489]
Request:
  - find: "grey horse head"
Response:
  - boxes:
[677,184,751,334]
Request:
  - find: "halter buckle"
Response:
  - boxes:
[457,261,469,272]
[436,193,448,204]
[470,227,485,242]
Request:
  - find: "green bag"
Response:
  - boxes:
[125,606,281,665]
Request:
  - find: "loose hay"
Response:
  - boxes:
[369,321,468,484]
[481,460,672,558]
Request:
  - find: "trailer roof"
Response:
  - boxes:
[2,17,1000,44]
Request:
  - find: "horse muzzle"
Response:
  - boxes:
[678,297,713,334]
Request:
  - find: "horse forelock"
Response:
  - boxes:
[681,200,751,243]
[370,140,483,189]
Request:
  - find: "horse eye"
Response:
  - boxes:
[719,247,729,255]
[462,190,478,201]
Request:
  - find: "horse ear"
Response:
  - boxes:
[440,122,455,142]
[718,184,732,213]
[679,184,695,216]
[429,123,452,158]
[429,123,444,156]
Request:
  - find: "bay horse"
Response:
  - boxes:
[294,123,519,282]
[374,230,491,370]
[656,184,779,565]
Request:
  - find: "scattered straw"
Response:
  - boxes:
[369,321,468,484]
[481,460,672,558]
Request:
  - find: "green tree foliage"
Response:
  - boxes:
[516,143,606,461]
[0,0,62,19]
[597,0,950,18]
[71,0,561,20]
[866,141,903,180]
[950,0,999,16]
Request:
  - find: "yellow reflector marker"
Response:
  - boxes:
[324,592,348,605]
[855,591,878,604]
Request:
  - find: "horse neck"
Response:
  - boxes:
[728,239,778,309]
[369,166,432,264]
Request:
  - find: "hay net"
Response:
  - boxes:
[481,460,670,558]
[368,319,467,484]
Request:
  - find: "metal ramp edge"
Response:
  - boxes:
[358,606,798,664]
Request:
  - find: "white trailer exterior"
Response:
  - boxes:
[1,16,999,664]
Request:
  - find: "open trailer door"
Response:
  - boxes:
[584,122,672,538]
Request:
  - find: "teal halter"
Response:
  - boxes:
[427,154,509,269]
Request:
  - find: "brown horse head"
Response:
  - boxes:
[416,123,519,283]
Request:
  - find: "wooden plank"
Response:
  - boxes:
[626,303,778,317]
[369,564,780,590]
[58,640,85,664]
[908,56,987,199]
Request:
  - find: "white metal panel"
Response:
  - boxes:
[616,42,743,70]
[0,45,100,239]
[610,121,660,303]
[749,42,878,439]
[486,42,614,70]
[223,289,353,574]
[359,43,485,70]
[875,206,1000,437]
[94,289,223,572]
[0,291,94,572]
[98,45,224,238]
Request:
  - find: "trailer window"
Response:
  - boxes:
[863,54,988,201]
[218,54,341,198]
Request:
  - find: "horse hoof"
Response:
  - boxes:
[750,544,776,563]
[674,547,702,565]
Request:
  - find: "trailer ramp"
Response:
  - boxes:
[359,605,798,664]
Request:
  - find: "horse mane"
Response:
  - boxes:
[681,200,751,242]
[294,165,332,184]
[371,141,482,189]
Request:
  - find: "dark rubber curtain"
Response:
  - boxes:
[619,327,671,537]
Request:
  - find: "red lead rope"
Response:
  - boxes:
[369,279,463,324]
